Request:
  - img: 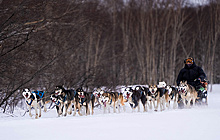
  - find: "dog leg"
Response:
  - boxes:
[160,98,163,111]
[186,97,191,108]
[142,102,146,112]
[160,99,163,111]
[68,102,72,115]
[34,103,39,119]
[28,105,32,117]
[113,102,116,113]
[78,105,83,116]
[162,98,166,111]
[73,101,77,116]
[155,99,160,111]
[192,97,196,107]
[167,100,170,109]
[145,101,148,112]
[103,106,106,114]
[120,100,126,112]
[38,103,42,118]
[41,100,47,112]
[108,104,110,113]
[123,105,126,112]
[138,101,140,112]
[64,103,67,116]
[182,97,186,108]
[73,105,76,116]
[149,100,152,110]
[91,101,94,115]
[56,106,60,117]
[153,100,156,110]
[86,104,90,115]
[173,95,177,109]
[57,104,63,117]
[205,97,208,105]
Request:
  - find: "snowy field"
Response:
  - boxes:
[1,85,220,140]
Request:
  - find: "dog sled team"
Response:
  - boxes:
[22,57,209,119]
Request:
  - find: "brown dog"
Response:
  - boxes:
[178,81,198,108]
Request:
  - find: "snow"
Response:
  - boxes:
[1,85,220,140]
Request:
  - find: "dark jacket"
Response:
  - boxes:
[176,62,206,87]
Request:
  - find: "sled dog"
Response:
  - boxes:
[22,88,47,119]
[74,87,95,116]
[147,85,166,111]
[165,85,178,109]
[53,86,75,116]
[123,87,134,111]
[131,86,147,112]
[178,81,198,108]
[99,91,120,113]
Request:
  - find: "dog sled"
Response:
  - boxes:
[178,79,209,108]
[195,79,208,105]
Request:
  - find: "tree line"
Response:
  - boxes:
[0,0,220,112]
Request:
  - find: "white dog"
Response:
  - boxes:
[22,88,47,119]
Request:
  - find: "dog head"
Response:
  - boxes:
[55,86,65,95]
[93,88,104,98]
[50,94,58,102]
[76,87,85,98]
[123,87,133,100]
[99,93,110,107]
[50,93,62,105]
[22,88,32,99]
[149,85,158,95]
[178,81,187,94]
[165,85,172,95]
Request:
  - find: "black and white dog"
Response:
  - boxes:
[147,84,166,111]
[52,86,75,117]
[123,87,134,111]
[165,85,178,109]
[22,88,47,119]
[74,87,95,116]
[131,86,147,112]
[92,87,104,108]
[123,86,146,112]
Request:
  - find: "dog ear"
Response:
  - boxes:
[184,81,187,84]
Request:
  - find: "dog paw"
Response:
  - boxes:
[39,114,41,117]
[79,113,83,116]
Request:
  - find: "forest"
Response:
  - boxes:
[0,0,220,112]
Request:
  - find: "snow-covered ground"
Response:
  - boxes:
[0,85,220,140]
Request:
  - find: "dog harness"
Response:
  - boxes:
[59,94,67,102]
[26,94,35,105]
[55,100,60,106]
[32,90,44,99]
[79,95,85,105]
[150,92,158,99]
